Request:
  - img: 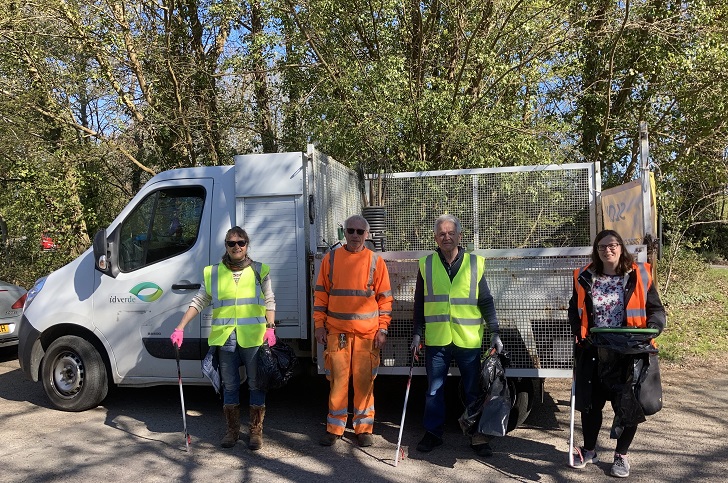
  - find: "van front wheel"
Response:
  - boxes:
[41,336,108,411]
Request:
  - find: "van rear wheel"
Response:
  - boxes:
[506,377,537,433]
[41,335,108,411]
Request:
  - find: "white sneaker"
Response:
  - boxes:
[611,453,630,478]
[570,446,598,468]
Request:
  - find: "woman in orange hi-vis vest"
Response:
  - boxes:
[314,214,393,448]
[568,230,666,478]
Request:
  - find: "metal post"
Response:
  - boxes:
[639,121,658,282]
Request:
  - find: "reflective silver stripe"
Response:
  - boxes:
[353,417,374,426]
[327,310,380,320]
[424,314,450,323]
[211,317,264,326]
[450,297,472,305]
[423,294,449,302]
[211,265,219,308]
[315,285,325,291]
[379,310,392,315]
[218,298,260,306]
[626,308,647,317]
[330,289,372,296]
[313,305,328,313]
[367,253,378,294]
[425,255,435,296]
[378,289,393,297]
[327,417,347,427]
[330,407,348,416]
[636,263,650,299]
[468,255,477,296]
[354,405,374,416]
[452,317,483,326]
[328,250,336,285]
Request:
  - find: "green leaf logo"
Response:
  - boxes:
[130,282,163,302]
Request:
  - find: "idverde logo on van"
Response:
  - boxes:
[109,282,164,304]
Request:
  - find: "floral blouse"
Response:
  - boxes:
[592,273,625,327]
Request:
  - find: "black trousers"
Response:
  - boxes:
[581,377,637,454]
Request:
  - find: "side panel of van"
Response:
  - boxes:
[93,179,214,379]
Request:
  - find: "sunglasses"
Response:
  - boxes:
[346,228,366,235]
[226,240,248,247]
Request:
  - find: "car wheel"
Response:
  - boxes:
[41,335,108,411]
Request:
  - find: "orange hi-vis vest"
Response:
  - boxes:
[573,262,652,340]
[313,247,393,336]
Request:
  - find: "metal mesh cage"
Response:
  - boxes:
[310,148,362,249]
[378,164,596,251]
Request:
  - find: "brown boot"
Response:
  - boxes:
[221,404,240,448]
[248,405,266,451]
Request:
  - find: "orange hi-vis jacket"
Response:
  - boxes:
[313,246,393,337]
[572,262,653,341]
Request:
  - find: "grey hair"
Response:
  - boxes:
[434,214,461,234]
[344,214,370,231]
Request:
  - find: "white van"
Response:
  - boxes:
[19,147,361,411]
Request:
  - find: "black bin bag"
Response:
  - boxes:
[459,351,511,437]
[256,340,298,391]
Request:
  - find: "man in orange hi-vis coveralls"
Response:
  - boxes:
[314,214,393,448]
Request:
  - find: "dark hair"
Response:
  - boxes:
[225,226,249,244]
[591,229,634,275]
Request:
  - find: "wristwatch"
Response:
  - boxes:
[379,329,388,335]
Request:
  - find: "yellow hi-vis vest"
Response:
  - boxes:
[204,262,268,348]
[419,253,486,348]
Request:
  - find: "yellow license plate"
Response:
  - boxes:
[0,324,9,333]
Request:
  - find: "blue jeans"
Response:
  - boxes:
[218,345,266,406]
[423,344,481,437]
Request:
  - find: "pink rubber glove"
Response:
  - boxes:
[171,328,184,348]
[264,327,276,347]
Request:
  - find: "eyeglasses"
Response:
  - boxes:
[345,228,366,235]
[226,240,248,247]
[597,243,620,252]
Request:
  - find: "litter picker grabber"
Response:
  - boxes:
[568,342,576,467]
[174,343,191,452]
[394,349,418,466]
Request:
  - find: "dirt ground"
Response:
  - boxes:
[1,347,726,482]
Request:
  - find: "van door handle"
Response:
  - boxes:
[172,283,201,290]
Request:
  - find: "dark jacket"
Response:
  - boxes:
[568,264,666,414]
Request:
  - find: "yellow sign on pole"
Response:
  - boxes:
[601,174,657,245]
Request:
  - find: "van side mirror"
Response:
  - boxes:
[93,229,115,277]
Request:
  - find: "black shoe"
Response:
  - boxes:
[471,442,493,457]
[356,432,374,447]
[319,432,341,446]
[416,431,443,453]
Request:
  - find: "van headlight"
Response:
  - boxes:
[24,276,47,310]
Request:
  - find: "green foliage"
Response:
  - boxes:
[656,251,728,363]
[0,0,727,304]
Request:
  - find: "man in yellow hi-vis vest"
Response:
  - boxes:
[171,226,276,451]
[410,214,503,457]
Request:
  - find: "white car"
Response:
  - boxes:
[0,280,27,347]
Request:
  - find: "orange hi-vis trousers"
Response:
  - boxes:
[324,333,380,435]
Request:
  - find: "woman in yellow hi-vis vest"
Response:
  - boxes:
[410,214,503,457]
[171,226,276,451]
